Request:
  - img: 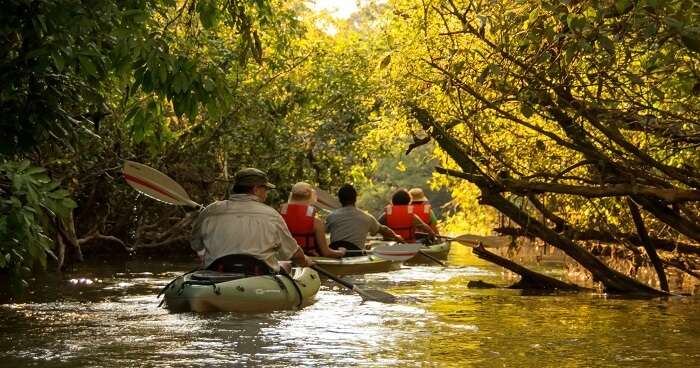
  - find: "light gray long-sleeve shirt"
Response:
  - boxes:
[190,194,300,271]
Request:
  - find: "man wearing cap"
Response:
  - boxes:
[279,182,346,258]
[409,187,440,237]
[325,183,404,252]
[190,168,313,274]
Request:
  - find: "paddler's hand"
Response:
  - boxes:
[279,261,293,274]
[297,255,315,267]
[394,235,406,243]
[338,247,347,257]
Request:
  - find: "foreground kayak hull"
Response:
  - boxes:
[310,255,402,275]
[405,241,451,265]
[163,267,320,313]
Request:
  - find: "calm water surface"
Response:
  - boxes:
[1,247,699,367]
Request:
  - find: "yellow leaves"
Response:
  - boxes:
[396,161,406,172]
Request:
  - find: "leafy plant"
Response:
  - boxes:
[0,160,76,291]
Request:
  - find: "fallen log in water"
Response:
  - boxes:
[471,244,588,291]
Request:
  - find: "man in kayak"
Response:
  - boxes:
[378,189,437,243]
[280,182,346,258]
[325,183,404,251]
[190,168,313,275]
[408,187,441,237]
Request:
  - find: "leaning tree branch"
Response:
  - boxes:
[414,104,666,294]
[494,226,700,257]
[499,179,700,203]
[527,194,569,232]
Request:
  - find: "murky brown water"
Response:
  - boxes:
[1,246,699,367]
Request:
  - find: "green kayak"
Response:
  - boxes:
[310,255,402,275]
[162,267,320,313]
[405,241,451,265]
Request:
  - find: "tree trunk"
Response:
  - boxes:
[412,104,667,295]
[472,245,586,290]
[627,198,669,292]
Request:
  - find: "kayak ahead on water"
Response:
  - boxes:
[162,267,320,313]
[310,255,403,276]
[366,240,451,265]
[405,241,451,265]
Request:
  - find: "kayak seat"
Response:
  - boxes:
[190,270,247,283]
[207,254,274,276]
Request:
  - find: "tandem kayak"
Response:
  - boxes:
[310,255,402,275]
[366,239,451,265]
[405,241,451,265]
[162,267,320,313]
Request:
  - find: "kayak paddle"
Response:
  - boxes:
[123,160,202,208]
[417,232,512,248]
[122,160,402,304]
[311,265,397,303]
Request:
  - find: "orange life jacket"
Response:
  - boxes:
[280,203,318,254]
[412,203,432,226]
[385,205,416,242]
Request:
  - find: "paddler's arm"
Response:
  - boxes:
[314,218,345,258]
[290,247,314,267]
[377,225,405,243]
[368,212,404,243]
[190,210,207,264]
[429,210,440,235]
[412,215,436,240]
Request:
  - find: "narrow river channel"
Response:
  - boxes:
[2,246,699,367]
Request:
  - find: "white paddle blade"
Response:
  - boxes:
[315,187,341,211]
[454,234,511,248]
[122,160,200,208]
[371,243,421,261]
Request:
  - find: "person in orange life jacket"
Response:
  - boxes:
[378,189,436,243]
[408,187,441,238]
[325,183,404,252]
[279,182,346,258]
[190,168,313,275]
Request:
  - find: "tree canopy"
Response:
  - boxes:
[1,0,698,294]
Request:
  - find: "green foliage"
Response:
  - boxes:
[0,0,278,155]
[0,160,76,291]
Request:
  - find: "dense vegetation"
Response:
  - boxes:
[2,0,698,294]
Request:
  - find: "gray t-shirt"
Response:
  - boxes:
[325,206,381,250]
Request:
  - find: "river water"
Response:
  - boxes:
[1,246,699,367]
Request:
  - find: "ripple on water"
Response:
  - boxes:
[1,260,700,367]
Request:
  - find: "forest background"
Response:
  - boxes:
[2,0,698,295]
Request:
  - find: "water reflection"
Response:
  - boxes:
[1,249,699,367]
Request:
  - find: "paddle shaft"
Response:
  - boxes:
[418,250,446,266]
[416,232,460,242]
[417,232,487,247]
[311,265,355,290]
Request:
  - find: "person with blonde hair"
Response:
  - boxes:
[408,187,440,237]
[280,182,346,258]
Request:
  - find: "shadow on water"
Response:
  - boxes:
[1,247,699,367]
